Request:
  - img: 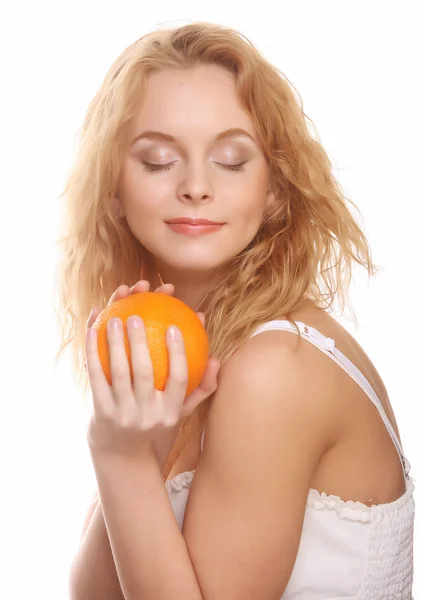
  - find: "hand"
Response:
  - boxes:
[84,279,220,459]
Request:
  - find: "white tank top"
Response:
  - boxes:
[165,320,415,598]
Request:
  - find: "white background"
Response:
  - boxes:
[1,1,420,598]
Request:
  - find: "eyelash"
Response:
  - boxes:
[141,161,246,173]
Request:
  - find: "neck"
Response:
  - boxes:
[151,265,218,311]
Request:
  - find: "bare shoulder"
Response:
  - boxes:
[222,301,347,402]
[284,302,381,376]
[202,310,343,475]
[284,302,400,434]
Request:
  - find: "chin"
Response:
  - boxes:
[170,259,224,273]
[158,251,227,274]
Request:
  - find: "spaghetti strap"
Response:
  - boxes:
[248,320,410,478]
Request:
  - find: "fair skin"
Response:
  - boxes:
[70,64,406,599]
[117,63,276,310]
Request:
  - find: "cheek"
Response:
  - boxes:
[123,174,167,217]
[235,181,268,221]
[229,186,268,242]
[240,167,269,205]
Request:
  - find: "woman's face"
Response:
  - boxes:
[118,63,275,285]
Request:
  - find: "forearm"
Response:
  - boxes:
[69,444,175,600]
[69,502,124,600]
[90,445,203,600]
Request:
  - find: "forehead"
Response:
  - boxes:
[129,65,257,143]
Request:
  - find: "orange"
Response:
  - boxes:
[92,292,209,397]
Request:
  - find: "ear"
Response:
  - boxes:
[266,187,276,209]
[113,194,124,219]
[265,171,277,208]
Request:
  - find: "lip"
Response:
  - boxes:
[166,222,223,236]
[165,218,224,225]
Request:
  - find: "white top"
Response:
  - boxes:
[165,320,415,598]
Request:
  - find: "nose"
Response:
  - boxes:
[177,162,213,204]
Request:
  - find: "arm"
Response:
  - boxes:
[86,446,202,600]
[69,500,125,600]
[73,328,334,599]
[78,493,99,543]
[69,430,180,600]
[181,329,336,597]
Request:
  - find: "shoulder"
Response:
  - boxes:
[215,322,340,435]
[206,325,340,472]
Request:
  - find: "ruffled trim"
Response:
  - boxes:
[307,488,372,522]
[165,469,195,494]
[307,476,415,522]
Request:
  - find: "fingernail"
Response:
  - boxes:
[129,316,142,329]
[168,326,181,341]
[109,318,122,331]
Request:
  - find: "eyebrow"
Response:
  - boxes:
[131,127,257,147]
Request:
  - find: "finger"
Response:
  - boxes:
[130,280,150,294]
[130,280,174,295]
[107,317,133,400]
[127,316,154,404]
[85,327,115,414]
[85,307,102,332]
[180,358,220,419]
[196,312,205,327]
[163,326,188,423]
[108,284,130,307]
[154,283,175,295]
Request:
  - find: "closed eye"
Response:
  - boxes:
[141,162,247,173]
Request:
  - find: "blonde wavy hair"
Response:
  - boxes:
[53,21,378,480]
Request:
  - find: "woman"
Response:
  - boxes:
[57,21,415,599]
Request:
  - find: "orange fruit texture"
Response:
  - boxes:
[92,292,209,397]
